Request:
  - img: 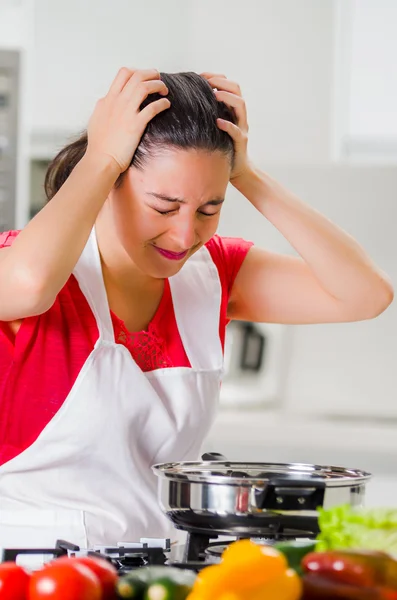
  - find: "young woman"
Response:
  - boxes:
[0,68,393,548]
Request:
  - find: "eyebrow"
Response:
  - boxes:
[147,192,225,206]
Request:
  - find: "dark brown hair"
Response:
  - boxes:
[44,72,236,201]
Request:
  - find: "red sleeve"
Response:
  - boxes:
[205,235,254,349]
[0,230,20,248]
[0,231,21,346]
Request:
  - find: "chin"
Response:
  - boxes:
[141,259,185,280]
[142,247,200,279]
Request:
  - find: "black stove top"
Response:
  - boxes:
[1,508,320,572]
[1,539,173,574]
[1,523,317,574]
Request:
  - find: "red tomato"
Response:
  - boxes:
[302,551,376,587]
[29,561,101,600]
[0,562,30,600]
[54,557,117,599]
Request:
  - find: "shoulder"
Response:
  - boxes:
[205,234,254,262]
[0,229,86,308]
[0,230,20,248]
[205,234,254,294]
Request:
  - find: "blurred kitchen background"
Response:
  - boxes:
[1,0,396,504]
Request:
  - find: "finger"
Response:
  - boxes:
[132,68,161,81]
[134,80,169,106]
[139,97,171,123]
[206,77,242,97]
[121,68,161,97]
[214,90,248,132]
[200,72,227,80]
[107,67,135,97]
[217,118,244,142]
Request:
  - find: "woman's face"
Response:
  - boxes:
[108,148,231,278]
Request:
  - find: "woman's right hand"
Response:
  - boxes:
[86,68,170,174]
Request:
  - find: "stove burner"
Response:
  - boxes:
[167,510,320,537]
[180,515,319,562]
[99,546,168,574]
[204,535,310,559]
[205,543,230,558]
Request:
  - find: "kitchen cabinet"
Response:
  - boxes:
[336,0,397,160]
[0,50,20,231]
[0,0,32,228]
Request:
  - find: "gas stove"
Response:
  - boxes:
[0,516,318,573]
[1,539,173,574]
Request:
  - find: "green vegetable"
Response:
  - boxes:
[273,540,317,574]
[316,504,397,555]
[117,567,195,600]
[144,577,191,600]
[117,574,147,598]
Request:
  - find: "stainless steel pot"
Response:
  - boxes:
[152,455,372,536]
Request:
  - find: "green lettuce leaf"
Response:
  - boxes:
[316,504,397,554]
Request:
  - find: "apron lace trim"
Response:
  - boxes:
[111,314,173,371]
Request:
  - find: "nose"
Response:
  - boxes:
[169,214,197,250]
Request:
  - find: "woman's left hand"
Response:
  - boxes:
[201,72,252,184]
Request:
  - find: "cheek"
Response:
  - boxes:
[115,197,156,240]
[197,215,221,243]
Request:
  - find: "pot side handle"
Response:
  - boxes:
[255,476,326,511]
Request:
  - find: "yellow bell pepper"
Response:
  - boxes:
[187,540,302,600]
[247,568,302,600]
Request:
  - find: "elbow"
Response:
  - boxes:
[360,276,394,320]
[371,277,394,317]
[18,271,56,317]
[340,275,394,323]
[2,266,56,320]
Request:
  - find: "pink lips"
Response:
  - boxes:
[153,245,189,261]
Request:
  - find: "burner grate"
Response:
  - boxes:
[0,539,170,573]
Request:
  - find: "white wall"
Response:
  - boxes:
[187,0,335,164]
[31,0,191,134]
[30,0,335,165]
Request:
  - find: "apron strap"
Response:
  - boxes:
[169,245,223,371]
[73,228,224,364]
[72,227,115,343]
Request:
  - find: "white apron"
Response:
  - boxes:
[0,228,223,548]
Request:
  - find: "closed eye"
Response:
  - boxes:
[154,208,177,216]
[153,208,220,217]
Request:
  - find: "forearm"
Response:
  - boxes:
[233,166,393,306]
[1,153,120,316]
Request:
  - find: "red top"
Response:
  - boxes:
[0,231,253,466]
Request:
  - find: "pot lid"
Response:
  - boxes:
[152,461,372,487]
